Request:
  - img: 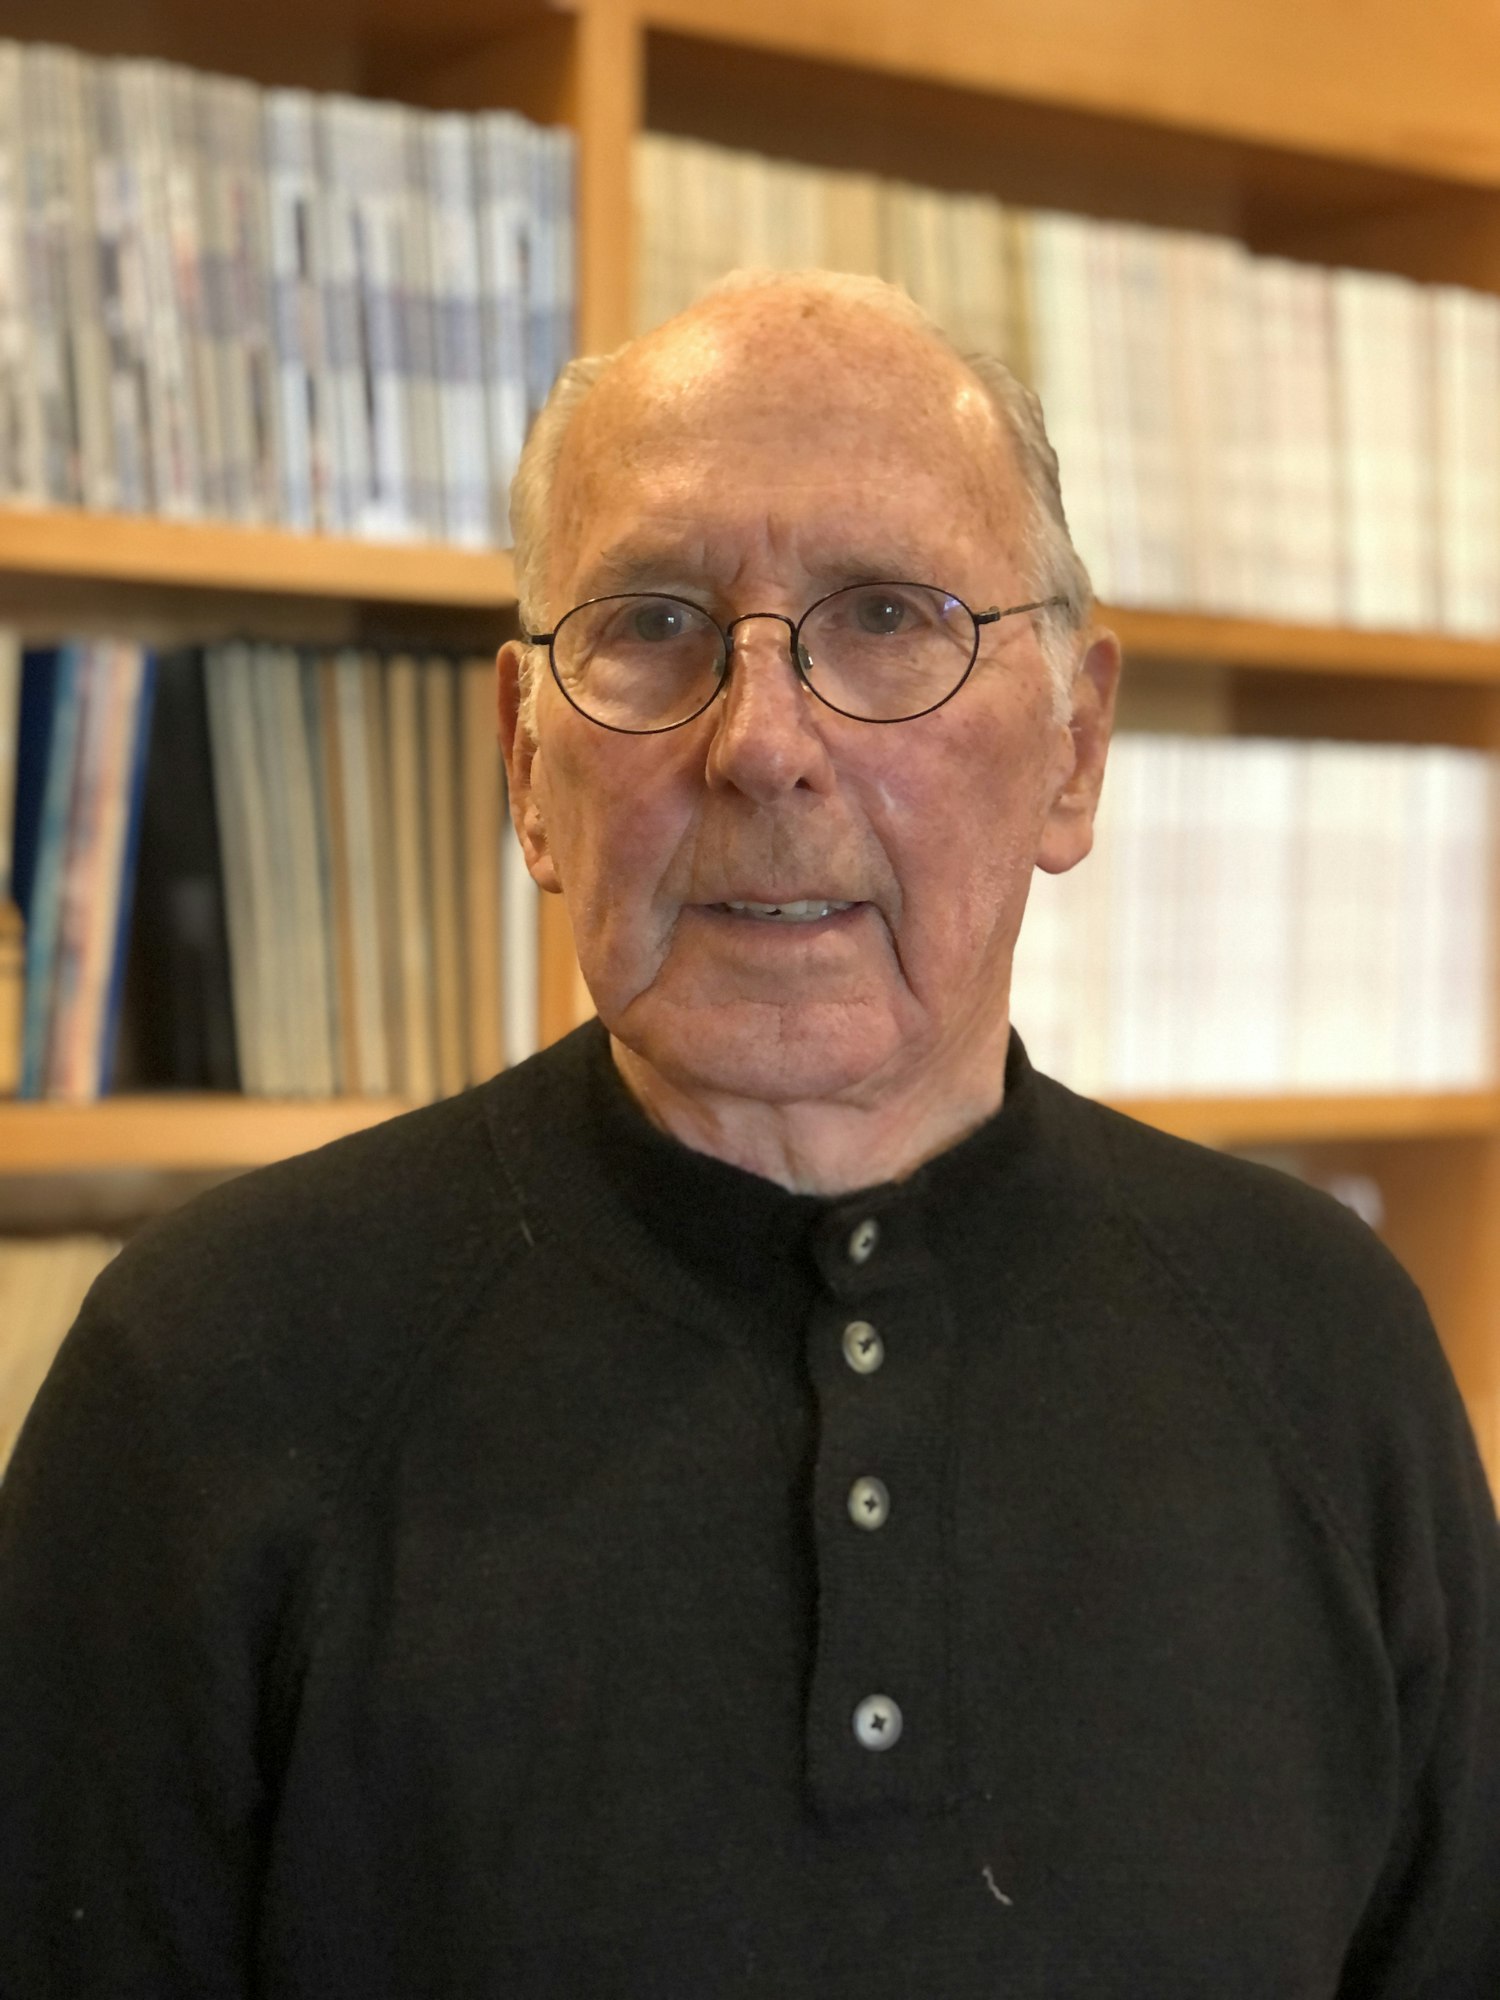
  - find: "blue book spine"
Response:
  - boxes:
[98,649,158,1093]
[19,645,83,1099]
[11,649,61,921]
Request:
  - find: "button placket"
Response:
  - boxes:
[804,1208,955,1816]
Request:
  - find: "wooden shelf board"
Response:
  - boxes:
[636,0,1500,193]
[0,508,517,609]
[1109,1089,1500,1147]
[0,1096,418,1174]
[1104,606,1500,683]
[3,1088,1498,1176]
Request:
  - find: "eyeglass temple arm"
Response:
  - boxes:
[973,595,1070,628]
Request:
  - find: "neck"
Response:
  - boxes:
[609,1017,1012,1196]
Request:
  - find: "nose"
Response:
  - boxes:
[704,612,836,803]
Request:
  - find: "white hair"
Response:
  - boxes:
[509,268,1094,731]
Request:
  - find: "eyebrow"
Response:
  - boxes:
[576,544,940,601]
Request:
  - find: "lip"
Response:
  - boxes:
[691,900,868,932]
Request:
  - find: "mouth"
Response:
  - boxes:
[711,898,858,925]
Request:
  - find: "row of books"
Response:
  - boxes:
[1012,734,1496,1096]
[0,41,573,544]
[2,637,539,1102]
[0,1234,118,1476]
[637,133,1500,637]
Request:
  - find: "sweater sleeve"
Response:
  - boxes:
[1336,1316,1500,1999]
[0,1282,285,1999]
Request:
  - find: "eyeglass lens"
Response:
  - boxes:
[551,584,980,732]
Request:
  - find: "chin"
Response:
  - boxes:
[614,995,908,1107]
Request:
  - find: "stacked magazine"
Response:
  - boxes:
[1012,733,1496,1096]
[637,133,1500,637]
[0,41,573,545]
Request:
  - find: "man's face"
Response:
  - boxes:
[501,299,1116,1112]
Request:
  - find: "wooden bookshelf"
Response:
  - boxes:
[7,0,1500,1489]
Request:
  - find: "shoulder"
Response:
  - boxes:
[1051,1078,1420,1337]
[38,1029,601,1486]
[1036,1073,1482,1566]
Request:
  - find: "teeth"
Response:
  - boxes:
[722,899,853,922]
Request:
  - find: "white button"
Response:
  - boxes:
[848,1476,890,1530]
[853,1694,903,1751]
[847,1218,879,1264]
[842,1320,884,1374]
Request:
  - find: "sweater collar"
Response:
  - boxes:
[580,1021,1048,1325]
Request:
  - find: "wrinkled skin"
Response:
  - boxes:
[499,288,1120,1193]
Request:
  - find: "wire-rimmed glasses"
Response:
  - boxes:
[523,582,1067,734]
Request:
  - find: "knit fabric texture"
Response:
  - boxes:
[3,1021,1499,1997]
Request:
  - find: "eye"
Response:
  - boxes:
[631,599,692,643]
[852,592,907,636]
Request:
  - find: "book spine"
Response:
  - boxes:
[95,644,156,1095]
[46,640,117,1099]
[223,79,281,526]
[203,642,267,1093]
[316,96,376,539]
[88,63,152,514]
[0,42,34,502]
[19,45,75,504]
[56,47,114,512]
[1026,210,1114,602]
[385,653,437,1100]
[352,101,409,540]
[167,63,223,516]
[426,112,488,548]
[422,656,466,1098]
[330,651,392,1093]
[474,113,529,544]
[264,90,326,533]
[124,60,200,516]
[19,646,82,1098]
[393,103,443,542]
[69,644,153,1096]
[459,655,504,1082]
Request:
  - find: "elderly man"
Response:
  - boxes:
[3,272,1498,1998]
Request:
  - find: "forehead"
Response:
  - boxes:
[548,302,1022,593]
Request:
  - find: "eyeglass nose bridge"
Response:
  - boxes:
[720,609,806,683]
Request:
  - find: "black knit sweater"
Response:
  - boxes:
[3,1024,1498,1997]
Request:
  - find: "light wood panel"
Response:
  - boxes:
[0,1096,415,1174]
[1110,1091,1500,1148]
[1107,607,1500,684]
[635,0,1500,191]
[0,508,517,608]
[6,1088,1495,1176]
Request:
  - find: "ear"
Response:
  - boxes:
[1035,628,1122,876]
[497,639,563,895]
